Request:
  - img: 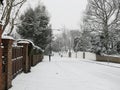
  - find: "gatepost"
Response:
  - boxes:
[18,42,30,73]
[0,23,3,90]
[2,38,14,89]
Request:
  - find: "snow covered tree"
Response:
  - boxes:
[51,35,65,52]
[62,29,69,51]
[84,0,120,54]
[0,0,26,34]
[70,30,81,50]
[74,29,91,52]
[17,4,51,50]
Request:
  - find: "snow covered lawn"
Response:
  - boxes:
[9,56,120,90]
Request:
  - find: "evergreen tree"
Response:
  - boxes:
[17,4,51,50]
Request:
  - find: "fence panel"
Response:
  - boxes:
[12,46,23,79]
[30,54,43,66]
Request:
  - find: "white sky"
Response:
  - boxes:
[22,0,88,30]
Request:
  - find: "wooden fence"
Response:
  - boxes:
[12,46,23,79]
[1,38,44,90]
[30,54,43,66]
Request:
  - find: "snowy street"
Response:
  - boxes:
[2,0,120,90]
[9,55,120,90]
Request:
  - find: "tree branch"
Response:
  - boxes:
[12,0,26,7]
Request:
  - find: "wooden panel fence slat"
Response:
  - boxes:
[12,46,23,79]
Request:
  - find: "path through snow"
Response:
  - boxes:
[9,56,120,90]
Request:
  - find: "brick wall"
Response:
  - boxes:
[0,39,43,90]
[0,24,3,90]
[96,55,120,63]
[2,39,14,89]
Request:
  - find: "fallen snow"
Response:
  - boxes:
[2,31,14,40]
[17,39,34,44]
[9,55,120,90]
[2,35,14,40]
[17,40,30,44]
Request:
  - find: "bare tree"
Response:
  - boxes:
[0,0,3,5]
[85,0,120,53]
[0,0,26,34]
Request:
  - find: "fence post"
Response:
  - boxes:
[2,38,14,89]
[18,42,30,73]
[0,23,3,90]
[83,52,85,59]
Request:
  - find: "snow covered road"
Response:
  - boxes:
[9,56,120,90]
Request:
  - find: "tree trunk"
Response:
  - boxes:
[103,22,109,53]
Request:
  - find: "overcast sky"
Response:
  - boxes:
[23,0,88,30]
